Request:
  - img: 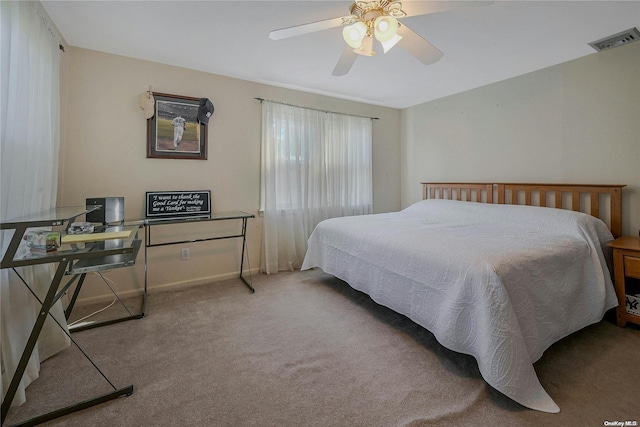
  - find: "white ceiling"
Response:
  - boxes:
[42,0,640,109]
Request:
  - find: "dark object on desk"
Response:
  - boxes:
[86,197,124,225]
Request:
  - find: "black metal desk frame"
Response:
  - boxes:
[144,211,255,293]
[1,207,141,427]
[63,232,144,333]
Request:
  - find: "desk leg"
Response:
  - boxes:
[64,273,87,320]
[64,272,145,333]
[240,274,255,293]
[239,218,255,293]
[1,261,69,423]
[143,226,148,314]
[7,386,133,427]
[1,260,134,426]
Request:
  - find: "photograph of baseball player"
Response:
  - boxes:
[156,100,198,152]
[146,93,207,160]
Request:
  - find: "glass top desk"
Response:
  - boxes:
[1,207,140,269]
[1,206,141,426]
[143,211,255,293]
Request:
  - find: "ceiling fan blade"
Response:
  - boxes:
[400,1,493,18]
[332,46,358,76]
[397,24,443,66]
[269,17,347,40]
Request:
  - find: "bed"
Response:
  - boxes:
[301,182,625,413]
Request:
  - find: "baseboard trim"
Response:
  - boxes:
[73,268,261,307]
[149,268,260,294]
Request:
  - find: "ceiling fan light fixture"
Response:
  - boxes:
[353,35,376,56]
[373,15,398,42]
[343,21,368,48]
[386,2,406,18]
[269,0,473,76]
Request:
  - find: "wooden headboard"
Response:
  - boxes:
[422,182,625,238]
[423,183,494,203]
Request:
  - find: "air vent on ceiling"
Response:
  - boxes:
[589,27,640,52]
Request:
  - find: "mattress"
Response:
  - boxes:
[301,199,618,412]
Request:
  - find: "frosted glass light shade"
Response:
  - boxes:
[343,22,367,48]
[373,15,398,42]
[381,33,403,53]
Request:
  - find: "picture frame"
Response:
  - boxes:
[145,190,211,219]
[146,92,207,160]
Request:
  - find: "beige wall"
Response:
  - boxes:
[401,42,640,237]
[61,42,640,304]
[59,48,401,303]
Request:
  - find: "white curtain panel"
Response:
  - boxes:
[260,102,372,273]
[1,1,70,408]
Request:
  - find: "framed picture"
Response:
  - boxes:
[145,190,211,219]
[147,92,207,160]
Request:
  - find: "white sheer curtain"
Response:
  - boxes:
[260,101,372,273]
[1,0,69,408]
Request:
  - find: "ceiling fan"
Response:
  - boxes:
[269,1,491,76]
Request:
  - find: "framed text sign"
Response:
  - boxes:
[145,191,211,219]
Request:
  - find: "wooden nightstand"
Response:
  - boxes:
[608,236,640,327]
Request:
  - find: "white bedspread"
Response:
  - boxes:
[301,199,618,413]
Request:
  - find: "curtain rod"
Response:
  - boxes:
[254,98,379,120]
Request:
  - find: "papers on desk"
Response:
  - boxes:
[61,230,131,244]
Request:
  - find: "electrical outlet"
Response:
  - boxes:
[181,248,189,260]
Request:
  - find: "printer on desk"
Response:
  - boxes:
[68,196,139,273]
[86,197,124,225]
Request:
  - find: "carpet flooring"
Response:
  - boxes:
[5,269,640,426]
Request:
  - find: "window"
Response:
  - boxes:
[260,101,372,273]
